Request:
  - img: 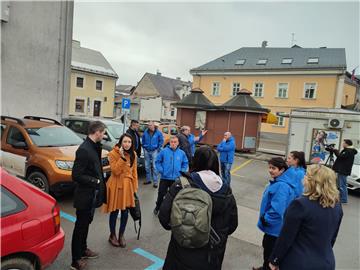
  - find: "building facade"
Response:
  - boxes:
[190,45,357,135]
[1,1,73,120]
[69,40,118,118]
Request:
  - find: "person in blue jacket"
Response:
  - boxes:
[188,129,208,156]
[269,164,343,270]
[142,122,164,188]
[286,150,306,197]
[217,132,236,186]
[153,136,188,215]
[253,157,297,270]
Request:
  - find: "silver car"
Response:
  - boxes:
[347,149,360,191]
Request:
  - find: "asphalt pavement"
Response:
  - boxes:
[49,156,360,270]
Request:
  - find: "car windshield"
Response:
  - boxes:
[354,150,360,165]
[106,123,124,140]
[26,126,83,147]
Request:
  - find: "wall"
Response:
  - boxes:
[139,97,162,121]
[193,74,339,134]
[161,100,177,121]
[133,74,158,98]
[1,1,73,120]
[69,71,116,118]
[343,82,357,105]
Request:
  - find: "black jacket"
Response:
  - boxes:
[126,127,142,157]
[158,172,238,270]
[270,196,343,270]
[177,133,192,163]
[332,147,357,176]
[72,137,106,210]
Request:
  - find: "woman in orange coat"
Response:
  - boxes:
[103,133,138,248]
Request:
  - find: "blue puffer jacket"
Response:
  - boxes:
[142,128,164,152]
[217,136,236,164]
[188,133,204,156]
[155,146,188,180]
[257,168,297,237]
[288,166,306,197]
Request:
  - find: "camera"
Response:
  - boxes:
[325,143,336,152]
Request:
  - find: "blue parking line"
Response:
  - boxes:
[60,211,76,223]
[133,248,164,270]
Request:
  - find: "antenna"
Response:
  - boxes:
[291,33,296,46]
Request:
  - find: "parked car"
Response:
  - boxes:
[138,121,179,146]
[347,148,360,192]
[0,116,110,195]
[1,168,64,270]
[63,117,144,168]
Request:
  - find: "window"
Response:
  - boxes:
[232,83,240,96]
[26,127,83,147]
[65,120,89,135]
[304,83,317,99]
[96,80,103,91]
[1,124,6,138]
[195,111,206,130]
[162,127,169,134]
[1,186,26,217]
[307,57,319,64]
[253,83,264,97]
[275,113,285,127]
[75,99,85,113]
[257,59,267,65]
[6,127,26,146]
[212,82,220,96]
[277,83,288,98]
[282,58,293,64]
[235,59,246,65]
[170,107,176,117]
[170,127,178,135]
[76,77,84,88]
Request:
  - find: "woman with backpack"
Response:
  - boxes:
[102,133,138,248]
[286,151,307,197]
[158,146,238,270]
[252,157,297,270]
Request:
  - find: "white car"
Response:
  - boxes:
[347,149,360,191]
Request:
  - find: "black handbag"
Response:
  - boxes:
[129,193,141,240]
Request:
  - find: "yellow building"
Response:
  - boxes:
[190,45,358,135]
[69,40,118,118]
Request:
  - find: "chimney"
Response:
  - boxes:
[156,69,161,76]
[72,40,81,48]
[261,41,268,48]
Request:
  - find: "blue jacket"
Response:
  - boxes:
[155,146,188,180]
[188,133,204,156]
[257,168,297,237]
[142,128,164,152]
[217,136,236,164]
[288,166,305,197]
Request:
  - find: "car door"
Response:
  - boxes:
[1,125,29,177]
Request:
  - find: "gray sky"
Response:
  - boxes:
[73,1,359,85]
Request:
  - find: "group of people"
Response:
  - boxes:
[69,119,355,270]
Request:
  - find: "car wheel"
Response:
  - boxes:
[27,171,50,193]
[1,257,35,270]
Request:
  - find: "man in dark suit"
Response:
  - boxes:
[70,121,107,270]
[126,119,142,157]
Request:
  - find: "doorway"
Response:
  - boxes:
[93,101,101,117]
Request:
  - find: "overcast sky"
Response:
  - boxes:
[73,1,359,85]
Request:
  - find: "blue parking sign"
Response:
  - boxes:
[122,98,131,110]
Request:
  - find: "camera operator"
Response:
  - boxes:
[332,139,358,204]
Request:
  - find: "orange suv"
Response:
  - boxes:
[0,116,110,195]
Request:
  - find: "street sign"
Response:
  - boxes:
[122,98,131,112]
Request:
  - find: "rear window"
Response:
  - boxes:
[65,120,89,135]
[170,127,178,135]
[26,126,83,147]
[1,186,26,217]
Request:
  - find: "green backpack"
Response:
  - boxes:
[170,177,213,248]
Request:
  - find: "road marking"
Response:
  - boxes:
[231,159,253,174]
[133,248,164,270]
[231,173,245,178]
[60,211,76,223]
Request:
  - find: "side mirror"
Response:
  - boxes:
[103,134,110,142]
[12,141,28,149]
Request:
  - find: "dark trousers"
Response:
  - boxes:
[71,209,94,262]
[155,179,175,210]
[109,209,129,235]
[262,234,278,270]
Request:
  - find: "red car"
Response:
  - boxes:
[1,168,64,270]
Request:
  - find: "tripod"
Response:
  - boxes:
[324,151,335,168]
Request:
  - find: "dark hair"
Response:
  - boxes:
[88,121,106,135]
[290,151,307,169]
[116,133,135,167]
[268,157,288,171]
[131,120,139,125]
[344,139,353,146]
[191,146,220,175]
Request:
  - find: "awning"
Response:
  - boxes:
[261,112,278,124]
